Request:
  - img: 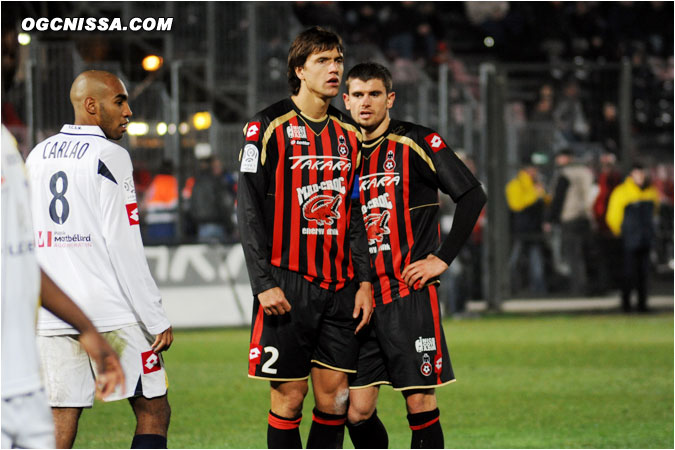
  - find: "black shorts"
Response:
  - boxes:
[349,285,455,390]
[248,266,361,380]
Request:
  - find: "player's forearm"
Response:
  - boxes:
[435,185,487,266]
[40,269,97,335]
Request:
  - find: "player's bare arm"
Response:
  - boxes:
[401,254,449,289]
[151,326,174,352]
[258,286,292,316]
[39,269,125,399]
[353,281,373,334]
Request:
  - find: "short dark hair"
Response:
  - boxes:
[287,26,344,95]
[345,62,393,94]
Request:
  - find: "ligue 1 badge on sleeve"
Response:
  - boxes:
[241,144,259,173]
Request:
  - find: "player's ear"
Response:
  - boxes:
[84,97,97,115]
[387,91,396,109]
[343,92,351,110]
[294,66,305,82]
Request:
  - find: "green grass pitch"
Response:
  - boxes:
[74,312,673,448]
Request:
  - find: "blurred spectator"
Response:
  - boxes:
[189,157,235,244]
[505,157,549,295]
[545,149,595,295]
[606,163,660,312]
[553,78,590,144]
[592,152,624,292]
[142,159,179,244]
[530,83,555,122]
[594,102,621,154]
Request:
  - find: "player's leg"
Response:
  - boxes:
[404,389,443,449]
[306,367,350,449]
[268,380,308,449]
[128,395,171,448]
[347,386,388,449]
[52,407,83,448]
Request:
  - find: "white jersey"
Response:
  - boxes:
[1,125,43,398]
[25,125,170,335]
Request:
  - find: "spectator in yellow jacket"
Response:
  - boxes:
[606,163,660,312]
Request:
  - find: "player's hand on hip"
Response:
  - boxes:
[258,287,292,316]
[401,254,448,289]
[353,281,373,334]
[152,326,174,353]
[78,330,126,399]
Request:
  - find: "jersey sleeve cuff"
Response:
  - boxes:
[144,319,172,335]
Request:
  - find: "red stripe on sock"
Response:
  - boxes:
[268,413,302,430]
[409,416,440,431]
[312,412,346,426]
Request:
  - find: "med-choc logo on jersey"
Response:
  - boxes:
[424,132,447,152]
[141,350,161,374]
[126,203,140,225]
[296,177,346,233]
[360,189,395,254]
[365,210,390,246]
[246,122,261,141]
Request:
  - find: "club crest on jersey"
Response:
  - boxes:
[240,144,259,173]
[424,133,446,152]
[246,122,261,141]
[365,210,390,246]
[302,194,342,226]
[286,125,307,139]
[249,345,262,364]
[126,203,139,225]
[141,350,161,374]
[338,135,349,156]
[420,353,433,377]
[383,150,396,171]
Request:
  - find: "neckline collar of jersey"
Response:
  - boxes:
[60,124,107,138]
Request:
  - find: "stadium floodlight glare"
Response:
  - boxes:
[178,122,190,135]
[126,122,149,136]
[167,123,177,135]
[156,122,168,136]
[192,112,212,130]
[484,36,495,48]
[142,55,163,72]
[18,33,31,46]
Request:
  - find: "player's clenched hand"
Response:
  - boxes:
[152,326,174,352]
[401,254,448,289]
[78,330,125,400]
[353,281,373,334]
[258,287,292,316]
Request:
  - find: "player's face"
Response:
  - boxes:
[98,78,132,140]
[343,78,395,133]
[295,48,344,100]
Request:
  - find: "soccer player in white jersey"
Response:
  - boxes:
[25,70,173,449]
[2,125,125,448]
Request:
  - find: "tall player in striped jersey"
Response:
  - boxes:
[237,27,372,448]
[25,71,173,449]
[343,63,487,448]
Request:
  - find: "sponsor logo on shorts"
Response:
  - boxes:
[424,133,446,152]
[434,355,443,373]
[249,345,262,364]
[141,350,161,374]
[420,353,433,377]
[126,202,140,225]
[246,122,261,141]
[415,336,437,353]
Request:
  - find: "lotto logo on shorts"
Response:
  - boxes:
[249,345,262,365]
[434,355,443,373]
[424,133,446,152]
[246,122,261,141]
[141,350,161,374]
[126,203,139,225]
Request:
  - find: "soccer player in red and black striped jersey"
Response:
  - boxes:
[342,62,487,448]
[237,27,373,449]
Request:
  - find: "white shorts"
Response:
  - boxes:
[37,324,168,407]
[1,388,55,449]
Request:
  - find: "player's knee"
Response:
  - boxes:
[347,392,376,424]
[404,390,436,415]
[132,395,171,429]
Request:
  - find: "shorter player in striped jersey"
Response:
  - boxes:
[343,62,487,448]
[237,27,373,448]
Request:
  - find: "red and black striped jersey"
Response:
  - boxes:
[237,98,370,295]
[359,120,480,306]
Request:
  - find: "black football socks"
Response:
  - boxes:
[347,409,389,448]
[407,408,444,449]
[306,407,347,449]
[130,434,167,449]
[267,410,302,448]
